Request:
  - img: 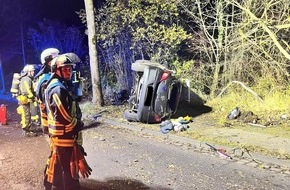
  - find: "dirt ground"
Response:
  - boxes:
[0,99,110,190]
[167,100,290,158]
[0,99,47,189]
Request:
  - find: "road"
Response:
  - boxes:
[81,124,290,190]
[1,119,289,190]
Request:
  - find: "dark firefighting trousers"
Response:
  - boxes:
[44,146,81,190]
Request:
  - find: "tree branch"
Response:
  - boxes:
[217,81,264,102]
[231,0,290,60]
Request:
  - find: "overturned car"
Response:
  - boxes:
[124,60,182,123]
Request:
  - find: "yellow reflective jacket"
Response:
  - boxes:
[19,75,35,99]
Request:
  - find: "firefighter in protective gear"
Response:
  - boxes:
[43,54,91,190]
[18,64,37,136]
[35,48,60,134]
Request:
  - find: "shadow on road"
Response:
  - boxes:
[80,177,172,190]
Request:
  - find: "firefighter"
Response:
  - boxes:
[43,54,91,190]
[18,64,37,137]
[35,48,60,134]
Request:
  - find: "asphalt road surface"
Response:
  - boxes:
[1,121,290,190]
[81,124,290,190]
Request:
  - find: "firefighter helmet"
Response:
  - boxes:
[22,65,35,73]
[51,54,76,73]
[40,48,60,64]
[64,53,81,64]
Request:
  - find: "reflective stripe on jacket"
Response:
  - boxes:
[45,77,83,142]
[19,75,35,99]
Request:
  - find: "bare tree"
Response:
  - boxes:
[222,0,290,91]
[178,0,238,98]
[178,0,290,99]
[28,20,87,59]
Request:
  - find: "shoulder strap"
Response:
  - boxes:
[38,73,51,85]
[45,78,67,116]
[46,78,66,93]
[36,73,51,95]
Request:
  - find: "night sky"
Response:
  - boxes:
[0,0,103,89]
[0,0,87,57]
[40,0,85,26]
[39,0,103,25]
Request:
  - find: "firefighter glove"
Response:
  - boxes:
[78,158,92,178]
[70,145,79,179]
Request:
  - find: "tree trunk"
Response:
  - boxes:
[18,1,26,67]
[84,0,103,106]
[209,1,224,99]
[0,54,6,93]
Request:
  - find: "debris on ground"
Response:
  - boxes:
[239,111,259,124]
[205,143,232,159]
[246,123,267,128]
[160,120,174,134]
[225,106,290,128]
[225,107,273,127]
[160,116,192,134]
[226,107,241,120]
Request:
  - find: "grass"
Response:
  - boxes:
[79,81,290,159]
[200,81,290,159]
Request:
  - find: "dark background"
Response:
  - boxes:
[41,0,85,26]
[0,0,104,90]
